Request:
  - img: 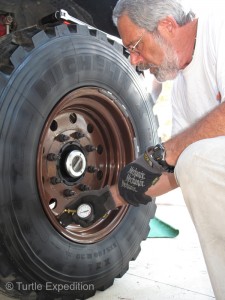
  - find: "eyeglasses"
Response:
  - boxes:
[125,32,145,55]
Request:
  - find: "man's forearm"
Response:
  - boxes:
[165,102,225,166]
[146,173,178,197]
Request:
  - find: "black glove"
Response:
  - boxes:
[58,186,116,228]
[118,147,164,206]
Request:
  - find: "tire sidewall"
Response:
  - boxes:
[0,28,157,287]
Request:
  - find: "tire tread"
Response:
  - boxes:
[0,23,158,300]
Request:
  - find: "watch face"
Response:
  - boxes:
[152,144,164,161]
[152,144,174,173]
[77,203,92,219]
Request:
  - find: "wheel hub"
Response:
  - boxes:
[65,150,86,179]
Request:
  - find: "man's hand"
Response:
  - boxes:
[58,186,116,228]
[118,148,164,206]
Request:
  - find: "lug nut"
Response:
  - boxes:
[63,189,75,197]
[85,145,97,152]
[87,166,97,173]
[74,132,85,139]
[47,153,60,161]
[79,184,90,191]
[57,134,70,142]
[50,177,61,185]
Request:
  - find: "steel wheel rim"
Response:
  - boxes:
[37,87,136,243]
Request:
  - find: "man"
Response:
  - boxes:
[61,1,225,298]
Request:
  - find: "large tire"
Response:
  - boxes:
[0,24,159,299]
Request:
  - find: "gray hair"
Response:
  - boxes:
[113,0,195,32]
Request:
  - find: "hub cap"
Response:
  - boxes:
[65,150,86,178]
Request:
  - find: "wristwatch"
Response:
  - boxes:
[151,143,174,173]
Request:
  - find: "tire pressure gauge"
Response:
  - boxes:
[77,203,93,220]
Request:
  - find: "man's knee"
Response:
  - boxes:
[175,141,200,185]
[174,137,225,186]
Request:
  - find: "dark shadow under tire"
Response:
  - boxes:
[0,23,158,299]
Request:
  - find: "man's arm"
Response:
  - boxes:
[112,101,225,206]
[164,101,225,166]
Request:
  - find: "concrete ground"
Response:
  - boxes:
[90,188,215,300]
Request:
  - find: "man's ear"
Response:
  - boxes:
[157,16,179,38]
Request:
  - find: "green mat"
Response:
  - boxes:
[148,217,179,238]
